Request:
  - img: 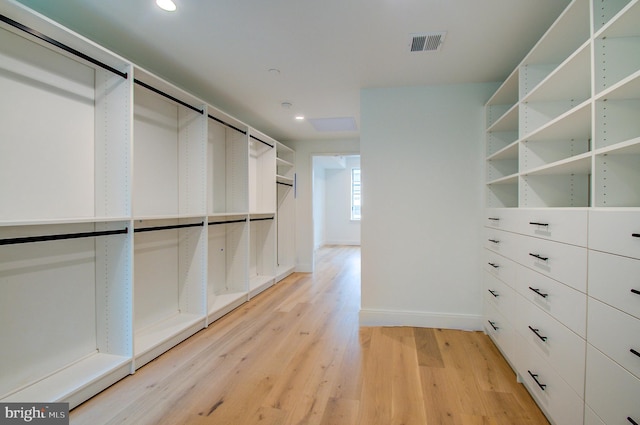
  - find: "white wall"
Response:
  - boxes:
[360,82,498,330]
[289,139,360,272]
[312,162,326,249]
[325,156,361,245]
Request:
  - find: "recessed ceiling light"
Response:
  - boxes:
[156,0,176,12]
[295,115,305,120]
[281,102,292,109]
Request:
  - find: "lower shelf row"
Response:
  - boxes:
[0,218,296,408]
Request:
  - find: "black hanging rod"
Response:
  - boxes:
[0,227,128,246]
[250,135,274,149]
[0,14,128,80]
[277,181,293,187]
[207,115,247,135]
[134,79,203,115]
[208,219,247,226]
[134,222,203,233]
[250,217,274,222]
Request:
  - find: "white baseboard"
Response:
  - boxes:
[295,263,313,273]
[323,240,360,246]
[359,308,482,331]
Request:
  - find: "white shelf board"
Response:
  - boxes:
[521,152,592,176]
[486,174,519,185]
[521,0,590,65]
[0,216,131,227]
[596,70,640,100]
[249,274,275,297]
[595,136,640,156]
[249,211,276,219]
[1,352,130,403]
[524,101,591,142]
[134,312,204,357]
[596,0,640,38]
[522,41,591,103]
[276,175,294,185]
[276,264,296,282]
[208,292,247,316]
[132,215,206,223]
[486,69,519,106]
[207,212,249,219]
[276,157,294,168]
[276,141,294,153]
[486,103,519,133]
[486,140,519,161]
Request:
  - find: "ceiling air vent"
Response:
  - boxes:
[409,31,446,52]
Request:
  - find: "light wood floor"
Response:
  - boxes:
[71,246,549,425]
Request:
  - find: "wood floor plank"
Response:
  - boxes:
[70,246,550,425]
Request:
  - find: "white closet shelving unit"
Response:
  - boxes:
[132,68,207,368]
[0,0,296,408]
[483,1,640,424]
[0,1,133,408]
[206,108,249,322]
[248,130,277,297]
[276,142,296,282]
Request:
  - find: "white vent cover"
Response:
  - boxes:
[409,31,446,52]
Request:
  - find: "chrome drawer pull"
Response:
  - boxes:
[632,289,640,295]
[488,217,500,221]
[631,348,640,358]
[632,233,640,238]
[488,289,499,298]
[528,287,549,298]
[527,370,546,390]
[628,417,638,425]
[529,253,549,261]
[488,239,500,244]
[488,262,499,268]
[488,320,499,331]
[528,326,548,342]
[529,222,549,227]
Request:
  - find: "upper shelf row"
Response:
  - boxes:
[0,8,289,225]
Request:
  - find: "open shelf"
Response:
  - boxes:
[593,0,637,34]
[486,69,519,129]
[249,213,276,297]
[594,72,640,149]
[594,137,640,207]
[486,181,519,208]
[207,215,248,323]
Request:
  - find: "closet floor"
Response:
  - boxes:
[71,245,549,425]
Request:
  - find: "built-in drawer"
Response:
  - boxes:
[586,345,640,425]
[519,344,584,425]
[584,405,606,425]
[514,234,587,292]
[484,301,518,370]
[484,271,516,320]
[588,298,640,380]
[589,250,640,320]
[514,208,588,247]
[516,264,586,337]
[589,210,640,260]
[486,208,517,232]
[484,228,517,260]
[515,296,586,396]
[484,250,517,286]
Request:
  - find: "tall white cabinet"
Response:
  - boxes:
[484,1,640,424]
[0,1,295,408]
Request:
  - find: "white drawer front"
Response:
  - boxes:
[486,208,517,232]
[586,345,640,425]
[584,406,606,425]
[484,301,518,367]
[588,298,640,380]
[589,210,640,260]
[516,264,587,337]
[484,271,516,320]
[519,346,584,425]
[515,235,587,292]
[515,208,588,247]
[485,228,518,261]
[484,250,517,286]
[589,250,640,320]
[516,296,586,396]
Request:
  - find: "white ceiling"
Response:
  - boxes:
[14,0,571,142]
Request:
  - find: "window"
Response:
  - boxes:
[351,168,361,220]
